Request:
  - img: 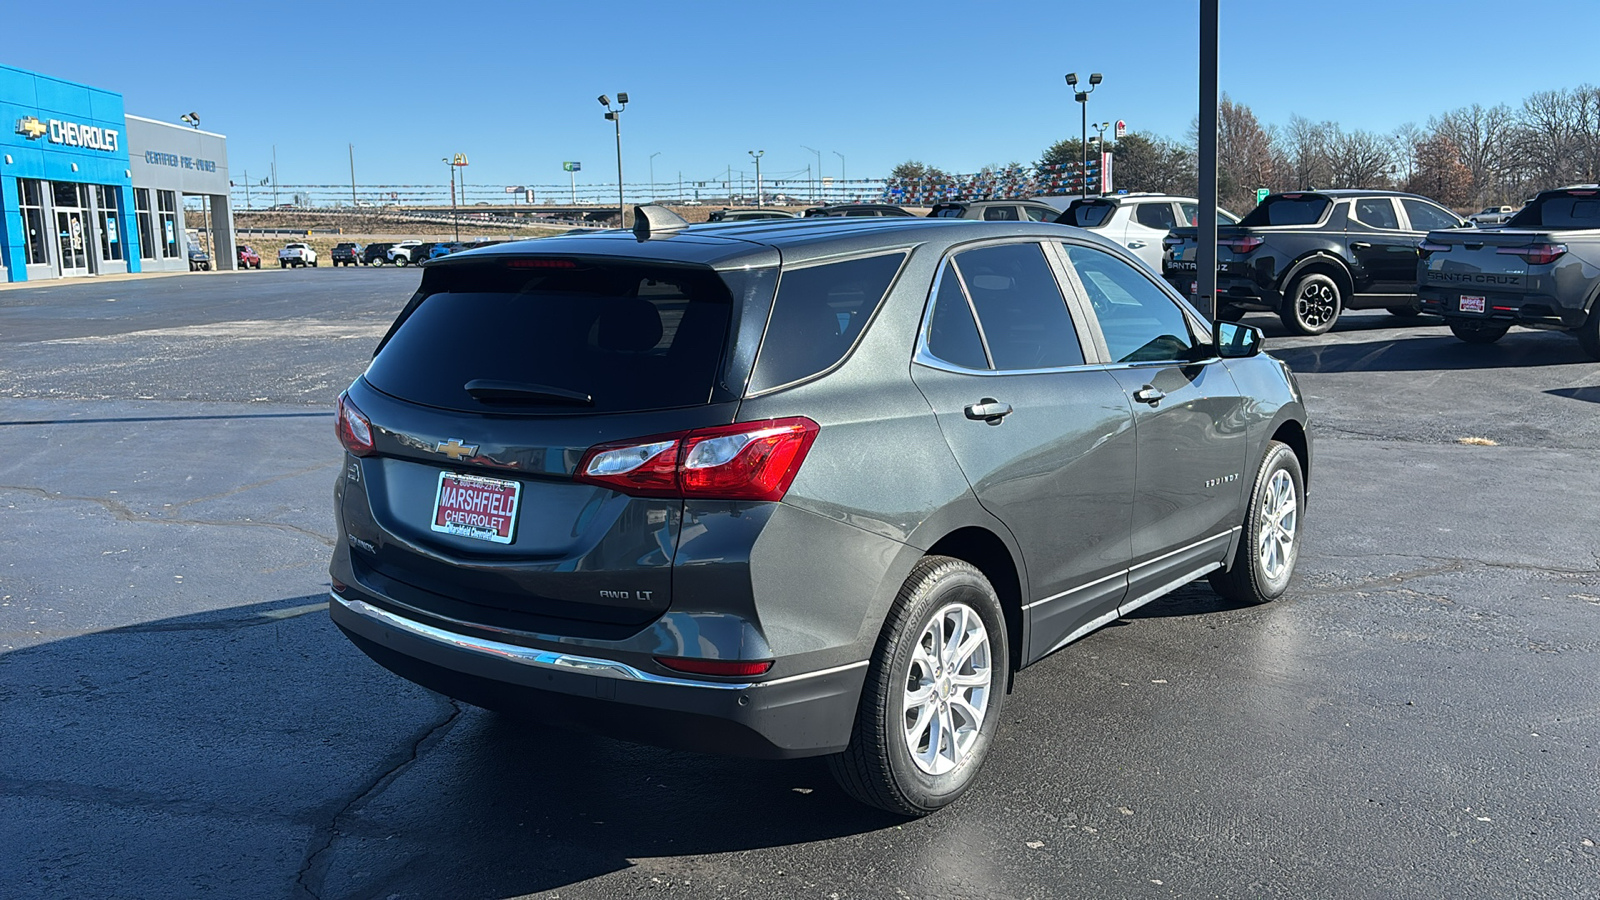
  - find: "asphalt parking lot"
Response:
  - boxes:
[1,267,1596,900]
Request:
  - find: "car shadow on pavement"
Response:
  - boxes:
[1267,331,1594,373]
[0,595,899,900]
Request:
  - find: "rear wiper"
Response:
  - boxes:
[464,379,594,406]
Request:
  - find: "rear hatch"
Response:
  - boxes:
[1420,189,1600,306]
[341,252,777,630]
[1057,197,1118,229]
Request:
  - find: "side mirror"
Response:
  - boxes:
[1214,320,1263,359]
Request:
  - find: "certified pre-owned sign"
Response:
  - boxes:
[14,115,120,152]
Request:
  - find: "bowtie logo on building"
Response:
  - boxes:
[15,116,48,140]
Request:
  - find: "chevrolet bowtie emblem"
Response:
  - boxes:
[437,438,478,460]
[15,116,47,141]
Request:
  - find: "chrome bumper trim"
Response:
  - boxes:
[331,593,865,692]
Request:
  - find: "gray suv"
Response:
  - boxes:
[329,208,1311,815]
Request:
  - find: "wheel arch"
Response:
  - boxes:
[1269,417,1310,493]
[1279,253,1353,300]
[924,526,1026,679]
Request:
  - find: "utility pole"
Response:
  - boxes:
[833,151,845,201]
[243,169,251,209]
[749,150,765,207]
[802,145,822,203]
[650,151,661,201]
[348,144,357,208]
[271,145,278,207]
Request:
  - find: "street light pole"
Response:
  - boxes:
[801,145,822,203]
[833,151,845,201]
[1066,72,1103,199]
[599,93,629,227]
[443,157,458,241]
[748,150,764,207]
[649,151,661,201]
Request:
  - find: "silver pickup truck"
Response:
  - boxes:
[1418,186,1600,359]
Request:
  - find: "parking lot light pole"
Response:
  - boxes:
[749,150,765,207]
[649,152,660,201]
[802,145,822,203]
[599,93,629,227]
[442,157,456,240]
[1066,72,1102,198]
[833,151,845,201]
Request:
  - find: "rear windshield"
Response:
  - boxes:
[1239,195,1330,227]
[1507,191,1600,229]
[1059,200,1114,228]
[366,260,743,414]
[747,253,906,393]
[930,205,966,218]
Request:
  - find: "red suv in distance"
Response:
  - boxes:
[237,245,262,269]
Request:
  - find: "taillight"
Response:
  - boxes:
[336,393,375,457]
[1496,243,1567,265]
[1418,239,1452,259]
[1222,236,1263,254]
[574,417,820,502]
[655,657,774,678]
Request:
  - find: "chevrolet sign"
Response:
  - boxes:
[14,115,119,152]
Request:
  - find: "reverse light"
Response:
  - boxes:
[574,417,820,502]
[1222,236,1263,254]
[336,393,375,457]
[1496,243,1567,266]
[655,657,774,678]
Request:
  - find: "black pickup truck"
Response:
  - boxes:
[1163,189,1466,334]
[1418,185,1600,358]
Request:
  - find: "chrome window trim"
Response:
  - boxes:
[333,593,861,692]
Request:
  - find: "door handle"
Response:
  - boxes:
[1350,241,1372,250]
[964,399,1013,424]
[1133,386,1165,406]
[1127,240,1146,249]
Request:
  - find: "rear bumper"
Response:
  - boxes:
[1165,269,1283,310]
[329,590,867,759]
[1418,287,1587,328]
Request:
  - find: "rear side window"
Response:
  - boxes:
[1062,244,1196,364]
[1135,202,1178,229]
[925,262,989,370]
[1240,195,1330,226]
[982,205,1019,221]
[952,243,1083,370]
[1060,200,1114,227]
[1352,198,1400,229]
[747,253,905,392]
[1024,205,1058,222]
[366,261,737,414]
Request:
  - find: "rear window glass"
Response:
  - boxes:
[747,253,906,393]
[931,205,966,218]
[1511,192,1600,228]
[366,261,736,414]
[1240,195,1330,227]
[1060,200,1114,228]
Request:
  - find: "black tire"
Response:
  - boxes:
[1448,319,1510,344]
[311,260,318,267]
[1578,306,1600,360]
[395,256,410,267]
[371,257,385,267]
[827,555,1008,816]
[1279,272,1343,336]
[1387,303,1422,319]
[279,260,287,268]
[1209,440,1305,605]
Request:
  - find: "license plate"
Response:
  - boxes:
[432,472,520,544]
[1459,295,1486,313]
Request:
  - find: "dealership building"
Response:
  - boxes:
[0,64,234,282]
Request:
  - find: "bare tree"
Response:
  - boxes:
[1282,115,1332,189]
[1390,122,1424,184]
[1430,103,1516,205]
[1325,127,1393,188]
[1406,134,1473,208]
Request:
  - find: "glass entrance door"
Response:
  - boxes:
[52,182,91,276]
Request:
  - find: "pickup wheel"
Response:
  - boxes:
[827,556,1007,816]
[1280,273,1343,336]
[311,260,318,267]
[1577,307,1600,360]
[279,260,287,268]
[1448,319,1510,344]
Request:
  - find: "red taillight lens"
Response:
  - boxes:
[1222,236,1263,254]
[680,418,820,501]
[1496,243,1567,265]
[655,657,774,678]
[336,393,375,457]
[574,417,820,502]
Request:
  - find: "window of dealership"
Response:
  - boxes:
[1,64,234,282]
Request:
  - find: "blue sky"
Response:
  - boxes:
[5,0,1596,193]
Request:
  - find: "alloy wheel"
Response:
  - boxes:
[1257,468,1298,581]
[902,602,992,776]
[1296,281,1338,330]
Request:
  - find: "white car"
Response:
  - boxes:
[387,240,423,266]
[1045,193,1240,271]
[1468,206,1516,226]
[277,243,318,268]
